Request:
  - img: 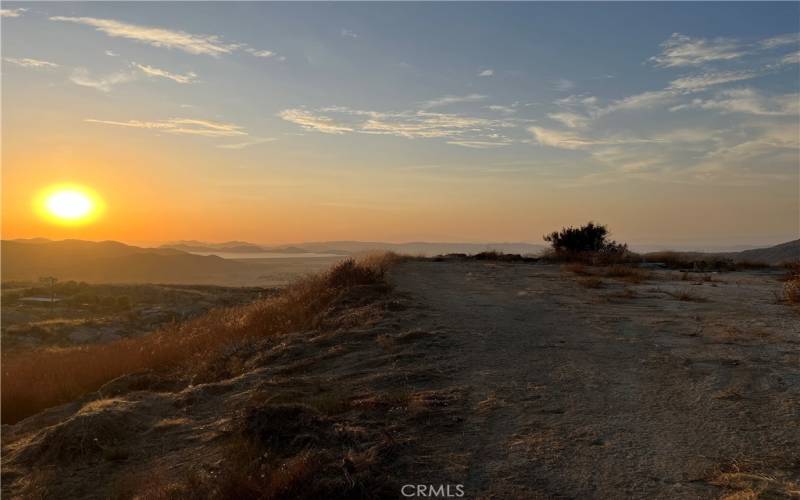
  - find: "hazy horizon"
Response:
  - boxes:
[2,3,798,248]
[5,234,794,254]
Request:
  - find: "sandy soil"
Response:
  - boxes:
[2,260,798,498]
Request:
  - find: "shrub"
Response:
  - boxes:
[544,222,626,254]
[543,222,629,263]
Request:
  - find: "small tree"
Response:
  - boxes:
[543,222,627,257]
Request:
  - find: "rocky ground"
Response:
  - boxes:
[2,260,798,498]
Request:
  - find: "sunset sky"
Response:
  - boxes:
[2,2,798,249]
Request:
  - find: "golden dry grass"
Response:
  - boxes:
[1,254,398,424]
[782,262,800,304]
[562,263,591,275]
[601,265,650,283]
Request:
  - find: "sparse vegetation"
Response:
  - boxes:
[544,222,630,264]
[644,251,771,272]
[782,262,800,304]
[601,265,650,284]
[562,263,591,275]
[668,289,708,302]
[578,277,604,289]
[1,254,398,424]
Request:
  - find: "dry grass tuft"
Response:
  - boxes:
[708,461,800,500]
[669,289,708,302]
[1,254,398,425]
[602,265,650,283]
[562,263,590,275]
[782,262,800,305]
[578,277,604,289]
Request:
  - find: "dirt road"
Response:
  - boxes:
[390,260,800,498]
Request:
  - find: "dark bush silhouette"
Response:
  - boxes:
[544,222,625,253]
[543,222,629,264]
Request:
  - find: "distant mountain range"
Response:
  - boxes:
[160,240,547,256]
[2,239,246,284]
[3,238,796,285]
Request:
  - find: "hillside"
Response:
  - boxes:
[1,240,246,284]
[2,258,798,498]
[727,238,799,264]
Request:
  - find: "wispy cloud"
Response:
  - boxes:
[781,51,800,66]
[529,126,655,150]
[105,50,119,57]
[759,33,800,49]
[216,137,277,149]
[672,88,799,116]
[51,16,239,56]
[478,69,494,77]
[420,94,486,109]
[133,63,197,84]
[85,117,248,137]
[279,105,517,145]
[547,112,589,129]
[553,78,575,92]
[446,140,510,149]
[361,111,510,139]
[341,29,359,39]
[50,16,283,60]
[529,126,603,150]
[1,8,26,18]
[649,33,746,67]
[278,109,354,134]
[667,70,758,92]
[3,57,59,69]
[70,67,136,92]
[245,47,282,59]
[604,90,677,113]
[487,105,516,115]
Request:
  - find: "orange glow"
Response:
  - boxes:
[35,184,104,226]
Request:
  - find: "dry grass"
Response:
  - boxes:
[645,251,770,272]
[707,461,800,500]
[668,289,708,302]
[114,399,402,499]
[562,263,591,276]
[601,265,650,283]
[578,277,604,289]
[782,262,800,305]
[1,254,398,425]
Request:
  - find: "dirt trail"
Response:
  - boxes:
[3,260,798,499]
[390,260,800,498]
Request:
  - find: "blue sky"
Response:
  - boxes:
[2,2,798,248]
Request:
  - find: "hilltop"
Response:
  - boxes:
[2,256,798,498]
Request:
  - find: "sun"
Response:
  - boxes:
[36,184,104,225]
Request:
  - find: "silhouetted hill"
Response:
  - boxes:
[726,239,799,264]
[275,241,546,256]
[160,240,267,253]
[2,240,246,283]
[159,240,546,257]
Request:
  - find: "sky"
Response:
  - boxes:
[2,2,798,250]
